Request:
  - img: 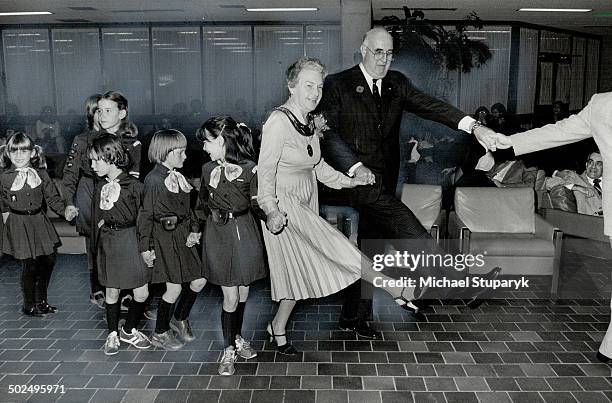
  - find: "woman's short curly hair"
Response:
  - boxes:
[286,57,326,88]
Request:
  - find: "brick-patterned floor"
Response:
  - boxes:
[0,240,611,403]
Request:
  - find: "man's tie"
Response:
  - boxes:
[593,178,602,196]
[372,78,382,114]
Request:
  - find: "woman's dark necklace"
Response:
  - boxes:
[275,106,315,157]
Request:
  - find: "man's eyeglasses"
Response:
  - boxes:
[364,46,394,61]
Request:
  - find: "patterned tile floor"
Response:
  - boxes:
[1,238,611,403]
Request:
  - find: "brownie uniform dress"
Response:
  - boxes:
[0,167,65,259]
[63,130,142,236]
[137,164,203,284]
[198,159,266,287]
[93,172,150,289]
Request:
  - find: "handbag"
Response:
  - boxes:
[159,215,179,231]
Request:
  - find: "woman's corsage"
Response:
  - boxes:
[309,113,330,138]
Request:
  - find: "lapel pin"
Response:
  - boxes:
[356,86,364,93]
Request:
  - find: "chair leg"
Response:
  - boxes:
[551,229,563,297]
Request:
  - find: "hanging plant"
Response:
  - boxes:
[381,7,492,73]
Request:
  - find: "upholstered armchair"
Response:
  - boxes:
[399,184,445,242]
[448,187,563,296]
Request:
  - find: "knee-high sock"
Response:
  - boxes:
[155,299,174,334]
[124,300,146,332]
[105,301,120,334]
[174,288,198,321]
[236,302,246,337]
[340,280,361,322]
[35,254,56,303]
[21,259,37,308]
[221,309,238,348]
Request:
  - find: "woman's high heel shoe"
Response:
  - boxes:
[266,322,298,356]
[393,284,428,314]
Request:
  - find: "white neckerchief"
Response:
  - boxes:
[100,177,121,210]
[10,167,42,191]
[164,169,193,193]
[209,160,243,189]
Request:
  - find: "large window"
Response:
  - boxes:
[584,39,600,104]
[152,27,202,117]
[306,25,342,75]
[102,28,152,117]
[203,27,254,127]
[254,26,304,125]
[3,29,53,116]
[53,29,102,115]
[516,28,539,114]
[569,38,586,110]
[459,26,511,114]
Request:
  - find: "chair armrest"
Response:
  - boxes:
[539,208,606,242]
[534,214,557,240]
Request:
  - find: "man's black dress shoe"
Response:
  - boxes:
[466,267,502,309]
[338,318,381,339]
[22,306,46,317]
[596,351,611,363]
[38,301,58,314]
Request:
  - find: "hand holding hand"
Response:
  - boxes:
[65,205,79,221]
[141,250,155,268]
[186,232,202,248]
[354,165,375,186]
[473,125,513,151]
[266,210,287,234]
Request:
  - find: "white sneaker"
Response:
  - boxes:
[218,346,236,376]
[120,327,151,349]
[235,335,257,359]
[104,331,120,355]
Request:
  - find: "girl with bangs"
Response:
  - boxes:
[89,134,151,355]
[0,132,76,317]
[196,117,266,376]
[137,129,206,351]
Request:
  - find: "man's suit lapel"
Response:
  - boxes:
[350,66,382,119]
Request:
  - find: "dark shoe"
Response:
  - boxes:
[90,291,105,309]
[466,267,502,309]
[38,301,58,314]
[266,322,298,355]
[22,305,45,317]
[338,318,380,339]
[150,330,184,351]
[596,351,611,363]
[170,317,195,343]
[393,284,428,314]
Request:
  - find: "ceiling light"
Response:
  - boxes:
[246,8,318,12]
[0,11,53,16]
[518,8,591,12]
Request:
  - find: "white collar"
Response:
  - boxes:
[587,175,602,186]
[359,63,382,94]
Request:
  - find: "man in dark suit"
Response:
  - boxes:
[317,27,501,338]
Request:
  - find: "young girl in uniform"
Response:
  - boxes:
[89,134,151,355]
[138,129,207,350]
[96,91,143,312]
[63,94,104,308]
[196,117,267,376]
[0,133,77,316]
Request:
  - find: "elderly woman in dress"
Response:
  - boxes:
[257,57,419,354]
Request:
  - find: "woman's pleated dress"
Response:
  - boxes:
[257,110,362,302]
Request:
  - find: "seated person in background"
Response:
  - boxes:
[545,151,603,216]
[474,106,490,125]
[35,105,65,154]
[486,159,538,188]
[489,103,518,135]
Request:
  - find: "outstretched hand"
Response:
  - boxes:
[473,125,513,151]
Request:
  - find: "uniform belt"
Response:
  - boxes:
[211,208,248,219]
[10,207,42,215]
[103,222,136,230]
